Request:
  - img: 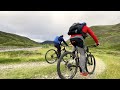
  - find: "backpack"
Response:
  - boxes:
[68,23,88,39]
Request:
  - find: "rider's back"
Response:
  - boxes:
[68,23,99,45]
[54,36,63,44]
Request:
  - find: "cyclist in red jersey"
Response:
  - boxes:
[68,22,100,76]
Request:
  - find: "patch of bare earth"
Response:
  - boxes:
[0,57,106,79]
[38,57,106,79]
[0,62,51,70]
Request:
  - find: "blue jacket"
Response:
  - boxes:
[54,36,68,46]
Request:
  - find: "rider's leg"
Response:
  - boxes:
[73,38,87,73]
[76,46,87,73]
[71,46,76,59]
[70,38,77,53]
[70,39,77,59]
[54,43,61,58]
[57,45,61,58]
[70,37,88,76]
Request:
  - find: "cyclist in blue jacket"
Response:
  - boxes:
[53,35,68,58]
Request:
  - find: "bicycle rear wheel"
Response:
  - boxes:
[57,52,78,79]
[45,49,58,64]
[85,54,96,74]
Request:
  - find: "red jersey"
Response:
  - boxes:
[70,26,99,44]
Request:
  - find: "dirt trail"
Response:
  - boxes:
[0,57,106,79]
[0,62,51,70]
[0,47,42,52]
[39,57,106,79]
[74,57,106,79]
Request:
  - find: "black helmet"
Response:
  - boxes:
[60,35,63,37]
[82,22,87,25]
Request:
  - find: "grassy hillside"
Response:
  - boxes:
[84,23,120,51]
[0,31,40,47]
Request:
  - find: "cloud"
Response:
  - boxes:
[0,11,120,42]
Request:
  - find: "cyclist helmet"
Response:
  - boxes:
[82,22,87,25]
[60,35,63,37]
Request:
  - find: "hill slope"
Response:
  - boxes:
[0,31,40,47]
[85,23,120,50]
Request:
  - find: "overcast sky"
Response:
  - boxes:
[0,11,120,42]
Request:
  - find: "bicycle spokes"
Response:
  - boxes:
[45,49,58,64]
[86,55,96,74]
[57,52,78,79]
[87,58,93,65]
[51,53,57,58]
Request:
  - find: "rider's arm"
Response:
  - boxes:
[63,40,68,46]
[62,38,68,46]
[83,26,99,45]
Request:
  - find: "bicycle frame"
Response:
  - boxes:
[85,45,96,54]
[57,44,97,79]
[72,45,96,70]
[72,44,96,57]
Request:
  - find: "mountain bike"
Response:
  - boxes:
[45,45,67,64]
[57,45,97,79]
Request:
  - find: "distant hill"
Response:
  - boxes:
[0,31,40,47]
[40,40,54,44]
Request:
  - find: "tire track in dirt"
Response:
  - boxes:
[74,57,106,79]
[34,57,106,79]
[0,62,51,70]
[0,47,42,52]
[0,57,106,79]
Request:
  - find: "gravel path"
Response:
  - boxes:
[73,57,106,79]
[0,47,42,52]
[0,52,106,79]
[0,62,51,70]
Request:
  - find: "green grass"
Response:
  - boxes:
[0,49,46,64]
[91,48,120,79]
[0,45,71,64]
[0,64,57,79]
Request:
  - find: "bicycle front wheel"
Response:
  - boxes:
[85,54,96,74]
[57,52,78,79]
[45,49,58,64]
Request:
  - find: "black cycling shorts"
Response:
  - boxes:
[70,38,84,48]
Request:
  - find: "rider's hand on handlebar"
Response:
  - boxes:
[96,43,100,46]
